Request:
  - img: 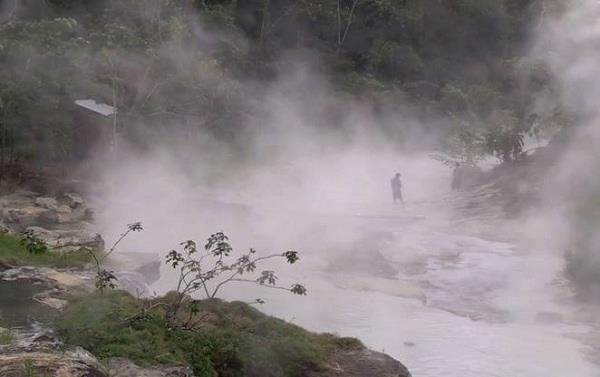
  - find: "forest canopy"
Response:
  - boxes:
[0,0,567,174]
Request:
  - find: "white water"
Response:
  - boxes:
[102,154,599,377]
[143,195,599,377]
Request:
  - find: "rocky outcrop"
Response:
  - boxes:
[312,349,412,377]
[106,358,192,377]
[0,349,108,377]
[0,190,97,233]
[25,226,105,252]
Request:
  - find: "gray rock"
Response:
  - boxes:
[310,349,411,377]
[35,197,59,210]
[107,358,192,377]
[2,207,46,229]
[26,226,105,251]
[38,205,78,225]
[61,193,84,208]
[0,349,108,377]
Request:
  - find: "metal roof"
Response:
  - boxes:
[74,99,116,117]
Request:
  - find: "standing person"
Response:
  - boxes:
[451,162,463,191]
[390,173,403,204]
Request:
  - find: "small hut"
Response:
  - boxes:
[72,99,116,160]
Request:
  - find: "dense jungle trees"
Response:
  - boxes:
[0,0,566,174]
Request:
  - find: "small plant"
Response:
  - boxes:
[20,230,48,254]
[485,127,525,163]
[22,359,49,377]
[86,222,143,293]
[0,328,13,345]
[165,232,306,324]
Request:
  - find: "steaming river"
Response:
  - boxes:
[147,195,600,377]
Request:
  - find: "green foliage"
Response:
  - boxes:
[57,291,362,377]
[368,40,422,81]
[21,358,51,377]
[438,85,470,115]
[0,0,552,167]
[484,126,525,163]
[166,232,305,324]
[441,124,487,164]
[0,328,14,345]
[20,230,49,255]
[87,222,143,293]
[0,232,91,268]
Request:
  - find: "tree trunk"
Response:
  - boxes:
[259,0,271,49]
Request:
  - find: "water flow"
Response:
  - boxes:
[146,190,598,377]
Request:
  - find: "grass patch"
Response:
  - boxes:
[0,328,14,345]
[57,291,364,377]
[0,232,91,268]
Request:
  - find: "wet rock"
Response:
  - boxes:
[33,296,68,310]
[0,348,108,377]
[43,270,88,289]
[38,205,77,224]
[107,358,193,377]
[0,190,93,231]
[83,208,95,221]
[310,349,411,377]
[35,197,59,210]
[0,267,92,317]
[535,311,564,324]
[0,191,38,208]
[2,207,46,230]
[61,193,84,209]
[26,226,105,251]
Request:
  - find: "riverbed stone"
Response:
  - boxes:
[35,197,59,210]
[26,226,105,251]
[311,349,412,377]
[61,193,84,208]
[0,349,108,377]
[107,358,192,377]
[2,206,46,229]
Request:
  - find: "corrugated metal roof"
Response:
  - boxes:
[74,99,116,117]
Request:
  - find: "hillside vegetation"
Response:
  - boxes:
[0,0,567,173]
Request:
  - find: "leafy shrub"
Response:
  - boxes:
[164,232,305,324]
[57,292,363,377]
[20,230,48,254]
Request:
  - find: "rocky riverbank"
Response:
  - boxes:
[0,188,412,377]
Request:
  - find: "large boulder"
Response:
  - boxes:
[311,349,412,377]
[0,191,92,230]
[35,197,59,210]
[25,226,105,251]
[60,193,84,209]
[2,207,47,230]
[0,348,107,377]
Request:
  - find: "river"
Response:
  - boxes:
[144,195,599,377]
[98,154,600,377]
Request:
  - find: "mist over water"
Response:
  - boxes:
[85,1,600,376]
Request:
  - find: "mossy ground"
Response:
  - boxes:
[0,232,91,269]
[0,327,13,345]
[57,291,364,377]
